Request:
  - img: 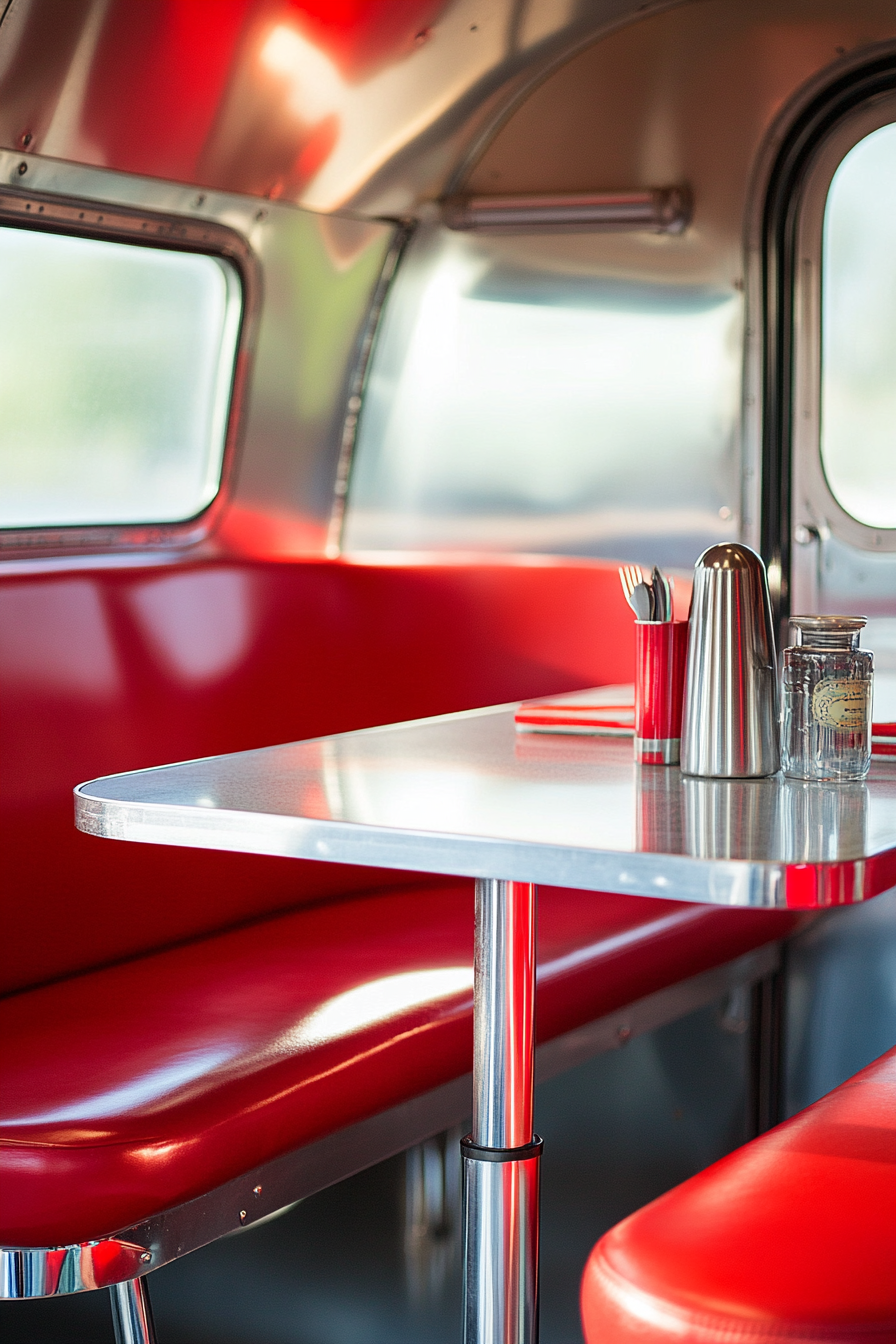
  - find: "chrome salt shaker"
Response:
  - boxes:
[781,616,872,781]
[680,543,780,778]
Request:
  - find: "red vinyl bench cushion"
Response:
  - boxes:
[581,1044,896,1344]
[0,882,797,1248]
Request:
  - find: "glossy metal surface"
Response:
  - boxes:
[5,0,894,224]
[76,705,896,908]
[404,1124,464,1301]
[110,1278,156,1344]
[4,5,894,568]
[682,777,782,862]
[342,223,742,566]
[2,4,895,571]
[463,1142,541,1344]
[0,0,692,215]
[473,880,536,1150]
[0,1241,149,1300]
[681,544,780,779]
[468,878,538,1343]
[444,188,690,233]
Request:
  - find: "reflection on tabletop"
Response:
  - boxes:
[78,705,896,896]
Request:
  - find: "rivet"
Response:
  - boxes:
[194,193,206,207]
[255,208,267,222]
[140,1252,152,1263]
[239,1209,247,1222]
[253,1185,262,1197]
[20,132,32,148]
[17,161,27,176]
[617,1025,632,1044]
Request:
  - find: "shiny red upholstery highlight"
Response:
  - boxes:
[0,883,797,1247]
[581,1046,896,1344]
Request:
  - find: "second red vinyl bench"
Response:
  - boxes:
[581,1042,896,1343]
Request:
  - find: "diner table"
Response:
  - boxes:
[75,701,896,1344]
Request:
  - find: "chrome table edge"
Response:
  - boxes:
[76,785,821,910]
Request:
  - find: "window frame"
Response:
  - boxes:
[749,43,896,628]
[0,185,258,558]
[791,90,896,556]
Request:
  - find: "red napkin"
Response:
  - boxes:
[516,689,896,755]
[515,686,634,736]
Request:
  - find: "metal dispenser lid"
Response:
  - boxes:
[681,542,780,779]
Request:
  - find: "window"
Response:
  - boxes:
[0,227,241,530]
[821,122,896,529]
[342,228,741,567]
[784,80,896,621]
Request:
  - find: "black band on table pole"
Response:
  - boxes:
[461,1135,543,1163]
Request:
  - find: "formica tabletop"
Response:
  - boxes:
[75,703,896,910]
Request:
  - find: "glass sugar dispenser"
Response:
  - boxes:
[781,616,873,781]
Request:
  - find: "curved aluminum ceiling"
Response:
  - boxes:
[0,0,686,215]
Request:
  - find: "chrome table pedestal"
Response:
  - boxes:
[463,879,540,1344]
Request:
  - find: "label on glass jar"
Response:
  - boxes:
[811,679,870,729]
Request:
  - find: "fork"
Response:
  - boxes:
[619,564,653,619]
[619,564,644,607]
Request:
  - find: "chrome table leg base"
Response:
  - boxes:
[462,1137,542,1344]
[109,1277,157,1344]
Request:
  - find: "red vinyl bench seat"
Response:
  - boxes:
[0,880,798,1253]
[581,1043,896,1344]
